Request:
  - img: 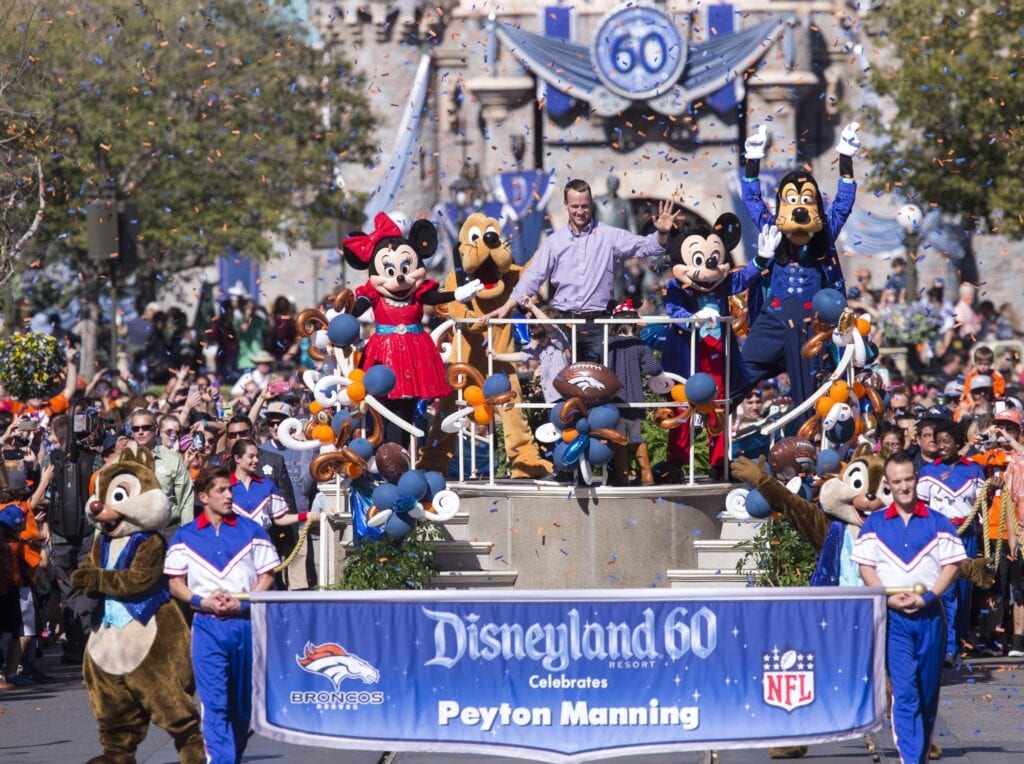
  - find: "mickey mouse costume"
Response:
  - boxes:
[739,123,860,405]
[662,212,766,472]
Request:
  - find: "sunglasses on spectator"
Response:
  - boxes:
[226,429,252,439]
[132,424,156,433]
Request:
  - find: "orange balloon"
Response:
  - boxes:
[348,368,365,382]
[816,396,835,418]
[829,381,849,401]
[670,384,688,403]
[562,428,578,443]
[347,381,366,401]
[312,424,335,443]
[473,404,494,425]
[309,401,324,415]
[852,381,866,398]
[854,419,864,437]
[856,317,871,336]
[464,385,485,407]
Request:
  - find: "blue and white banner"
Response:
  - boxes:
[252,588,886,762]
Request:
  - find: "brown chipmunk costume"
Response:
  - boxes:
[70,446,203,764]
[422,212,552,478]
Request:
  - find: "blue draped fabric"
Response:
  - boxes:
[495,17,785,112]
[492,170,556,266]
[544,6,574,117]
[707,4,738,115]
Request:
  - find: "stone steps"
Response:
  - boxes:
[431,570,519,589]
[667,518,763,589]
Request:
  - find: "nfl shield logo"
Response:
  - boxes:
[763,648,815,712]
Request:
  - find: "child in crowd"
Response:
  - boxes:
[606,300,662,485]
[883,256,908,303]
[486,300,569,404]
[963,345,1006,403]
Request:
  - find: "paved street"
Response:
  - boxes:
[2,649,1022,764]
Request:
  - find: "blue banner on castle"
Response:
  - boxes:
[252,588,886,762]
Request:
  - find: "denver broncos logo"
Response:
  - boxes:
[296,641,380,690]
[572,374,607,391]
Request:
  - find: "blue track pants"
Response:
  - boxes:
[887,605,945,764]
[192,614,252,764]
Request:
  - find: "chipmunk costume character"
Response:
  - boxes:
[71,446,203,764]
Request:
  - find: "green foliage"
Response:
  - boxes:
[639,388,710,474]
[337,524,441,591]
[864,1,1024,235]
[0,0,376,285]
[734,517,819,587]
[0,332,66,400]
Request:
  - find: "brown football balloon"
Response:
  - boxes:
[552,362,622,404]
[768,436,818,482]
[374,442,411,483]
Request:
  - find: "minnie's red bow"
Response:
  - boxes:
[343,212,402,264]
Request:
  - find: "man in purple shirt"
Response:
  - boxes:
[487,179,678,360]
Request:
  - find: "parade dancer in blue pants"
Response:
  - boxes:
[165,468,279,764]
[852,452,966,764]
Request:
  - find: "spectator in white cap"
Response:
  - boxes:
[231,349,276,397]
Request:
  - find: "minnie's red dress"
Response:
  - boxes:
[356,280,451,399]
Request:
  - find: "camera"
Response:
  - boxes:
[192,430,206,452]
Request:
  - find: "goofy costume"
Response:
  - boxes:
[739,123,859,406]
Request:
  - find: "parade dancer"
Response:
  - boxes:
[165,468,280,764]
[852,452,966,764]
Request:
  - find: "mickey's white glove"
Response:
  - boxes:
[453,279,483,303]
[744,125,770,160]
[837,122,861,157]
[757,224,782,261]
[693,306,721,327]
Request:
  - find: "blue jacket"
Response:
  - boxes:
[740,175,856,324]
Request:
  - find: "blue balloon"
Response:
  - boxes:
[482,374,512,398]
[383,511,416,540]
[812,288,847,325]
[393,495,419,513]
[587,438,614,465]
[363,365,397,398]
[371,483,400,510]
[348,437,374,460]
[576,418,591,435]
[816,449,841,476]
[397,469,429,500]
[685,372,717,406]
[424,471,446,502]
[745,489,772,519]
[327,314,361,347]
[549,401,566,429]
[552,442,570,471]
[331,409,358,434]
[563,434,586,466]
[587,404,620,430]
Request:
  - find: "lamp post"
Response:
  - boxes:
[897,204,923,300]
